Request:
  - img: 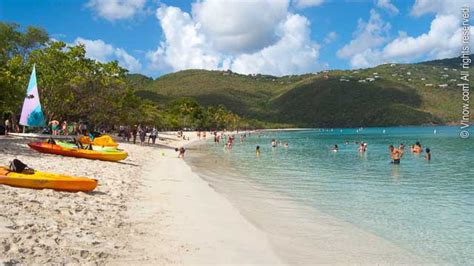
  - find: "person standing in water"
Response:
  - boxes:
[389,145,401,164]
[332,144,339,152]
[425,148,431,161]
[256,145,261,156]
[399,143,405,157]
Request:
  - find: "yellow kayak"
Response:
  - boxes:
[79,135,118,147]
[0,167,97,192]
[28,142,128,162]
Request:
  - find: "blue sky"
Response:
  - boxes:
[0,0,472,77]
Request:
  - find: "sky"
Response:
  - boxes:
[1,0,473,77]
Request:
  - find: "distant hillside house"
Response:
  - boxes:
[438,84,448,88]
[421,78,426,80]
[425,84,434,86]
[358,79,366,83]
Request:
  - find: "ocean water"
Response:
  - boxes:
[187,126,473,264]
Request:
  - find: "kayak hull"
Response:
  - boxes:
[0,167,97,192]
[28,142,128,162]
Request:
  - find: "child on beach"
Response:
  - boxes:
[176,147,186,159]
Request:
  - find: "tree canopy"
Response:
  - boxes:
[0,22,250,131]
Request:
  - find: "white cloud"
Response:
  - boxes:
[338,0,474,68]
[337,10,390,59]
[376,0,399,15]
[146,6,222,72]
[147,2,322,76]
[87,0,147,21]
[411,0,474,16]
[192,0,289,54]
[230,14,320,75]
[75,37,142,72]
[323,31,337,44]
[293,0,324,9]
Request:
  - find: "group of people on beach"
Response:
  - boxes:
[47,120,90,136]
[119,125,159,145]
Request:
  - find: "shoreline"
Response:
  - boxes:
[121,142,282,264]
[184,140,429,264]
[0,130,435,264]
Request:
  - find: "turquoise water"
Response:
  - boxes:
[189,126,473,264]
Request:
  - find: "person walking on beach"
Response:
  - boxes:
[389,145,401,164]
[138,125,146,145]
[4,118,11,135]
[149,127,158,144]
[132,125,138,144]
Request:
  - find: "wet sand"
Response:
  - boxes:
[1,131,428,264]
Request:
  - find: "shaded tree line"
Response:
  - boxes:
[0,23,251,131]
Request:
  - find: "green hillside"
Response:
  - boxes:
[130,56,472,127]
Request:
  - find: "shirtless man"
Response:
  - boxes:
[389,145,401,164]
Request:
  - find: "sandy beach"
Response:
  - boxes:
[1,130,427,264]
[0,132,281,264]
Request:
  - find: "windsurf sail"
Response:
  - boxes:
[20,65,45,127]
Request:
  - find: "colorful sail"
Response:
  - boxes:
[20,65,45,127]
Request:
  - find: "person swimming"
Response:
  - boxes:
[271,139,277,148]
[358,143,366,152]
[332,144,339,152]
[425,148,431,161]
[413,141,422,153]
[389,145,401,164]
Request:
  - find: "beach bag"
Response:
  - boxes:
[9,159,34,174]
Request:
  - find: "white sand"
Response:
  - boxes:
[0,136,158,264]
[121,144,283,264]
[1,131,426,264]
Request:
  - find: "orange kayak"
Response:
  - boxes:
[79,135,118,147]
[0,167,97,192]
[28,142,128,162]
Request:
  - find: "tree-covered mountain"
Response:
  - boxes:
[130,56,472,127]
